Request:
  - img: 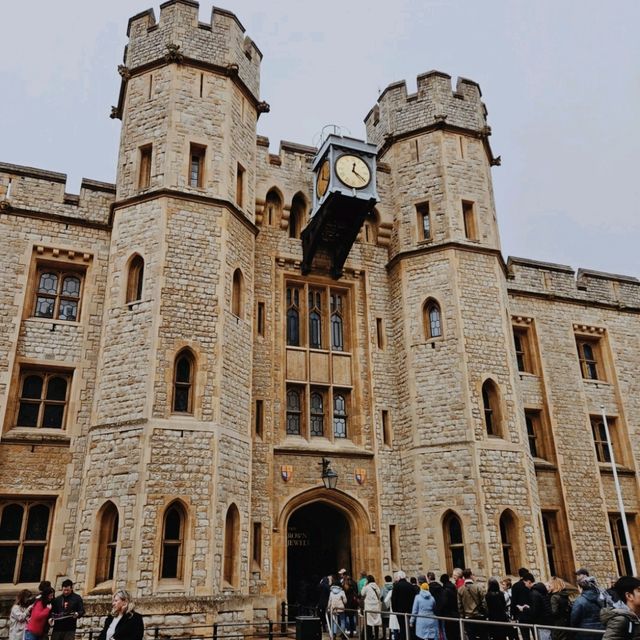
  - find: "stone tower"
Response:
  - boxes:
[73,0,267,605]
[365,72,546,576]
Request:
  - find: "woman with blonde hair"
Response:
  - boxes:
[97,590,144,640]
[547,577,572,640]
[9,590,32,640]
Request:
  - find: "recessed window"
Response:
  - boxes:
[286,387,302,436]
[499,510,519,576]
[160,502,186,580]
[423,299,442,339]
[265,188,282,226]
[389,524,400,570]
[382,410,391,446]
[443,511,466,574]
[236,164,245,207]
[16,370,72,429]
[232,269,244,318]
[126,254,144,304]
[376,318,385,349]
[0,500,52,584]
[252,522,262,570]
[289,193,306,239]
[94,501,118,586]
[513,325,537,374]
[576,337,604,381]
[333,392,348,438]
[609,513,635,576]
[189,144,206,188]
[138,145,152,189]
[173,350,195,414]
[33,268,83,322]
[310,389,325,437]
[416,202,431,241]
[256,302,265,336]
[525,410,544,459]
[223,504,240,587]
[462,200,477,240]
[590,414,621,464]
[255,399,264,438]
[542,511,559,578]
[482,379,502,436]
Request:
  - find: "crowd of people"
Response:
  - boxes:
[316,567,640,640]
[8,581,143,640]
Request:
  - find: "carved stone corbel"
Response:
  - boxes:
[257,101,270,114]
[0,200,12,212]
[225,62,239,77]
[110,106,121,120]
[164,43,183,64]
[117,65,131,80]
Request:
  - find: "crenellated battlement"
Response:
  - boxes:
[365,70,489,150]
[0,162,114,226]
[125,0,262,100]
[507,256,640,310]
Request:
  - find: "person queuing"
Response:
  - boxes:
[602,576,640,640]
[51,580,85,640]
[97,590,144,640]
[9,590,32,640]
[24,587,54,640]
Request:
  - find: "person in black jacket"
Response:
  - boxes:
[391,572,417,640]
[98,591,144,640]
[511,569,533,640]
[437,574,460,640]
[486,578,510,640]
[530,583,553,640]
[51,580,85,640]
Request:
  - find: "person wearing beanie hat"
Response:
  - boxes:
[410,582,438,640]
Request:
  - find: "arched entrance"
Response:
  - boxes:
[287,502,351,609]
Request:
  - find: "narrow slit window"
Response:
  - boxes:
[257,302,265,336]
[462,200,477,240]
[416,202,431,240]
[255,400,263,438]
[138,145,152,189]
[382,410,391,446]
[376,318,384,349]
[189,144,205,188]
[236,164,245,207]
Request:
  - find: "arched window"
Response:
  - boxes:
[499,510,519,575]
[333,393,347,438]
[289,193,306,239]
[330,292,344,351]
[423,299,442,339]
[232,268,244,318]
[308,290,322,349]
[286,286,301,346]
[265,188,282,227]
[173,350,195,414]
[223,504,240,587]
[286,388,302,435]
[161,501,186,580]
[95,501,118,586]
[443,511,466,573]
[482,379,502,436]
[310,391,324,437]
[126,254,144,303]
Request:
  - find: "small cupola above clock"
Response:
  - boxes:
[301,134,378,279]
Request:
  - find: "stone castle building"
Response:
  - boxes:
[1,0,639,626]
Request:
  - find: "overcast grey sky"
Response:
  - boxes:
[2,1,639,277]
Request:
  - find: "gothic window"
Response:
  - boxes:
[289,193,306,239]
[33,268,83,321]
[16,370,71,429]
[236,164,245,207]
[609,513,635,577]
[223,504,240,587]
[576,338,603,380]
[482,379,501,437]
[333,392,348,438]
[265,189,282,226]
[161,502,186,580]
[232,269,244,318]
[94,501,118,586]
[308,290,323,349]
[189,144,205,188]
[443,511,466,573]
[416,202,431,240]
[286,286,301,346]
[423,299,442,339]
[138,145,152,189]
[126,254,144,303]
[330,293,344,351]
[310,390,325,437]
[173,350,195,414]
[499,510,519,576]
[286,387,302,436]
[0,500,52,584]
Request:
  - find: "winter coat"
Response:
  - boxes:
[458,581,487,619]
[511,579,532,621]
[9,604,30,640]
[601,607,640,640]
[486,591,509,622]
[328,585,347,615]
[411,590,439,640]
[97,611,144,640]
[437,580,460,618]
[550,589,573,640]
[51,592,85,632]
[363,582,382,626]
[571,589,605,640]
[393,579,418,614]
[530,583,553,626]
[380,581,394,612]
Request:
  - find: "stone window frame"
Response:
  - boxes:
[125,253,144,305]
[608,512,636,577]
[499,509,521,576]
[574,327,608,382]
[0,498,54,586]
[442,510,466,574]
[138,144,153,190]
[541,510,574,580]
[159,500,187,583]
[263,187,284,227]
[481,378,503,438]
[422,297,443,341]
[188,142,206,189]
[231,268,245,319]
[511,317,539,376]
[462,199,478,241]
[360,208,380,245]
[223,503,240,588]
[172,348,197,415]
[524,408,554,463]
[589,413,627,467]
[251,521,262,572]
[416,201,431,242]
[91,501,119,590]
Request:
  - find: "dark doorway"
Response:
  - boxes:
[287,502,351,611]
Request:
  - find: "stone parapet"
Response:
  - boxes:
[125,1,262,101]
[507,256,640,309]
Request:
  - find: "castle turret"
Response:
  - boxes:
[367,72,545,577]
[77,1,266,608]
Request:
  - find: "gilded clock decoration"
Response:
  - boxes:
[316,159,330,198]
[335,154,371,189]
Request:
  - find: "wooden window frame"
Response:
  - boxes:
[482,379,502,437]
[590,414,623,465]
[462,200,477,240]
[32,265,85,322]
[423,299,443,340]
[416,202,431,241]
[125,254,144,304]
[576,336,605,381]
[223,504,240,587]
[0,499,53,585]
[189,143,206,188]
[14,368,72,430]
[236,163,245,207]
[94,501,118,587]
[160,502,186,581]
[513,325,537,374]
[609,513,636,576]
[443,511,466,574]
[499,510,519,576]
[172,350,195,415]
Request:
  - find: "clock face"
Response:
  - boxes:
[316,159,330,198]
[335,154,371,189]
